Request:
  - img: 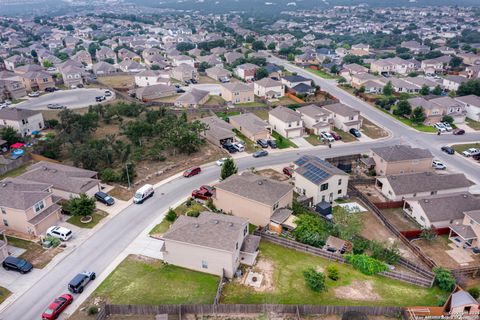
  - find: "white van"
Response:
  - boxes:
[133,184,154,204]
[46,226,73,241]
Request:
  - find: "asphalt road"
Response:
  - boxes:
[2,58,480,319]
[15,88,114,110]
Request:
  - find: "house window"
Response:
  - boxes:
[244,226,247,236]
[430,191,437,195]
[34,201,45,213]
[1,207,5,214]
[2,219,7,226]
[338,189,342,194]
[338,179,342,186]
[201,260,208,269]
[320,183,329,191]
[321,195,325,202]
[236,242,238,250]
[288,123,292,128]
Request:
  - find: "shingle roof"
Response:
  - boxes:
[229,113,269,135]
[198,116,234,141]
[282,75,309,83]
[455,95,480,107]
[385,172,472,195]
[0,177,51,210]
[175,88,209,104]
[449,224,476,240]
[411,193,480,223]
[297,104,331,119]
[255,78,282,88]
[163,212,247,252]
[269,106,302,123]
[270,208,293,224]
[216,172,293,206]
[451,291,478,308]
[294,155,347,185]
[323,103,359,117]
[371,145,433,162]
[221,82,252,92]
[0,108,41,121]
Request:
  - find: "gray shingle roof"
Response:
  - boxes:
[175,88,209,104]
[297,104,332,119]
[198,116,234,141]
[411,193,480,223]
[216,172,293,206]
[269,106,302,123]
[323,103,359,117]
[0,177,51,210]
[229,113,269,135]
[270,208,293,224]
[451,290,478,308]
[449,224,476,240]
[0,108,41,122]
[385,172,472,195]
[372,145,433,162]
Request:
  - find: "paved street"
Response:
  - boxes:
[1,59,480,320]
[15,88,114,110]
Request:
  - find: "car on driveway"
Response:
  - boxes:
[46,226,73,241]
[41,294,73,320]
[320,131,335,142]
[95,191,115,206]
[349,128,361,138]
[257,139,269,148]
[442,122,453,131]
[216,157,228,166]
[441,146,455,155]
[232,142,245,152]
[104,90,112,97]
[253,150,268,158]
[330,131,342,140]
[192,185,215,200]
[283,167,293,177]
[28,91,40,97]
[462,148,480,157]
[222,142,237,153]
[184,166,201,177]
[2,256,33,274]
[68,271,96,294]
[453,128,465,135]
[45,87,58,93]
[267,140,277,149]
[432,160,447,170]
[434,122,447,132]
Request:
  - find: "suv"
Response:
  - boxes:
[95,191,115,206]
[47,226,73,241]
[232,142,245,152]
[320,131,335,142]
[184,166,201,178]
[442,122,453,131]
[432,160,446,170]
[257,139,269,148]
[2,256,33,274]
[462,148,480,157]
[267,140,277,149]
[68,271,96,294]
[434,122,447,132]
[349,128,361,138]
[95,96,106,102]
[222,142,237,153]
[441,146,455,155]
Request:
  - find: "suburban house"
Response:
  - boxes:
[264,64,283,79]
[229,113,271,141]
[117,48,141,62]
[16,66,54,92]
[339,63,369,83]
[71,50,93,67]
[400,41,430,54]
[170,55,195,67]
[407,96,466,125]
[370,57,415,75]
[293,155,349,204]
[92,62,117,76]
[0,177,62,236]
[134,84,177,102]
[455,95,480,121]
[118,60,146,73]
[281,75,311,89]
[96,47,116,62]
[224,52,244,65]
[296,104,333,135]
[197,54,223,68]
[420,57,449,75]
[0,73,27,101]
[0,229,7,262]
[375,172,472,201]
[198,116,235,147]
[220,82,254,104]
[448,211,480,254]
[134,70,170,87]
[205,66,231,82]
[213,172,294,227]
[0,108,44,136]
[170,64,197,82]
[174,88,210,108]
[323,103,362,132]
[371,145,434,175]
[234,63,259,81]
[253,78,284,99]
[18,161,100,199]
[161,212,260,278]
[457,53,480,66]
[61,65,84,88]
[268,106,304,138]
[443,75,468,91]
[403,193,480,228]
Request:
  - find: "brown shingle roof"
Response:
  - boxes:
[385,172,472,195]
[372,145,433,162]
[411,193,480,223]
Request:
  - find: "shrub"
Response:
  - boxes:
[206,198,216,211]
[100,168,117,183]
[185,197,193,207]
[303,267,326,292]
[44,236,61,247]
[87,306,99,315]
[186,208,200,217]
[345,254,388,275]
[352,238,370,254]
[433,267,456,292]
[468,287,480,299]
[165,208,177,222]
[293,214,331,247]
[327,265,340,281]
[370,241,400,265]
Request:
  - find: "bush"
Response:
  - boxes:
[293,214,331,247]
[44,236,61,247]
[369,241,400,265]
[206,198,216,211]
[100,168,117,183]
[468,287,480,299]
[186,208,200,217]
[345,254,388,275]
[87,306,99,315]
[303,267,326,292]
[433,267,456,292]
[165,208,177,222]
[352,238,370,254]
[327,265,340,281]
[185,197,193,207]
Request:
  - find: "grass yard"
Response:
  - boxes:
[215,110,241,119]
[108,186,134,201]
[307,68,338,80]
[93,255,219,305]
[333,128,356,142]
[374,105,437,133]
[98,75,134,89]
[361,118,389,139]
[252,109,269,120]
[0,286,11,304]
[305,134,324,146]
[271,131,298,149]
[149,219,171,236]
[234,101,267,107]
[466,118,480,130]
[6,236,62,269]
[452,142,480,154]
[382,208,421,232]
[198,75,219,84]
[233,129,259,153]
[221,241,447,306]
[66,210,108,229]
[206,95,226,105]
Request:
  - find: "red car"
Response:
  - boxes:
[283,167,293,178]
[42,294,73,320]
[183,166,201,178]
[192,185,215,200]
[330,131,342,140]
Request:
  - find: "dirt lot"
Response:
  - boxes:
[98,75,135,89]
[382,208,420,231]
[361,118,389,139]
[334,280,380,301]
[354,184,386,203]
[5,236,63,269]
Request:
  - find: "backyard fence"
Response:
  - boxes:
[95,303,406,320]
[213,269,226,305]
[373,201,404,209]
[0,154,31,176]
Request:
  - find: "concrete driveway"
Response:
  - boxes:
[15,88,115,110]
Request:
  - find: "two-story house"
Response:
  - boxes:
[220,82,254,104]
[455,95,480,122]
[170,64,197,82]
[371,145,434,176]
[253,78,284,99]
[323,103,362,132]
[229,113,271,141]
[0,108,44,136]
[268,106,304,138]
[296,104,333,135]
[234,63,259,81]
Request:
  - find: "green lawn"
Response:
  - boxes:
[305,134,324,146]
[66,211,108,229]
[271,131,298,149]
[214,110,241,119]
[233,129,259,153]
[221,241,447,306]
[451,142,480,154]
[466,118,480,130]
[252,109,269,120]
[375,105,438,133]
[93,255,219,305]
[333,128,356,142]
[234,102,267,107]
[6,236,56,269]
[149,219,171,236]
[0,286,11,304]
[307,68,339,80]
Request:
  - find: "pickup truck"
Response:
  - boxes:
[191,185,215,200]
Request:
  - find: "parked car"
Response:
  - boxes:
[41,294,73,320]
[441,146,455,155]
[104,90,112,97]
[320,131,335,142]
[2,256,33,274]
[253,150,268,158]
[283,167,293,178]
[473,154,480,161]
[257,139,269,148]
[222,142,237,153]
[192,185,215,200]
[434,122,447,132]
[46,226,73,241]
[95,191,115,206]
[267,140,277,149]
[462,148,480,157]
[330,131,342,140]
[441,122,453,131]
[68,271,96,294]
[45,87,58,93]
[216,157,228,166]
[95,96,106,102]
[432,160,447,170]
[184,166,201,178]
[47,103,66,110]
[452,128,465,135]
[232,142,245,152]
[133,184,154,204]
[28,91,40,97]
[349,128,361,138]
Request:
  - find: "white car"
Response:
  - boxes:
[46,226,73,241]
[232,142,245,152]
[28,91,40,97]
[442,122,453,131]
[216,157,228,166]
[320,131,335,142]
[434,123,447,132]
[462,148,480,157]
[432,160,446,170]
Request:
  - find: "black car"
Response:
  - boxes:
[253,150,268,158]
[95,96,106,102]
[349,128,361,138]
[441,146,455,155]
[95,191,115,206]
[2,256,33,274]
[257,139,269,148]
[267,140,277,149]
[45,87,57,92]
[68,271,96,294]
[222,142,237,153]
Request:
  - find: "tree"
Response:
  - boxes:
[448,90,456,98]
[433,267,456,291]
[449,56,463,68]
[88,42,99,58]
[255,67,268,80]
[198,62,211,72]
[432,85,443,95]
[176,42,195,52]
[382,81,394,96]
[369,241,400,265]
[411,106,426,124]
[220,158,237,180]
[42,60,53,68]
[420,227,437,243]
[457,79,480,96]
[245,35,255,44]
[441,115,454,124]
[63,193,96,217]
[293,214,331,247]
[419,84,430,96]
[326,265,339,281]
[252,40,266,51]
[267,42,276,51]
[165,208,177,222]
[303,267,326,292]
[1,126,20,146]
[332,206,363,240]
[330,65,338,74]
[394,100,412,117]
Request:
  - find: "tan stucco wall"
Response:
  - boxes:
[220,88,254,104]
[372,153,433,176]
[229,118,270,141]
[268,114,303,138]
[294,174,348,204]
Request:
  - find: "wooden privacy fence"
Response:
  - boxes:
[374,201,404,209]
[96,304,406,319]
[256,231,434,287]
[213,269,226,305]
